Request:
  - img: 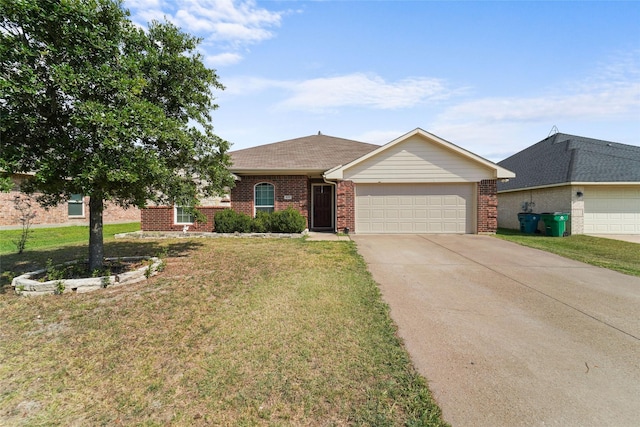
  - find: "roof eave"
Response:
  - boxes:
[498,181,640,193]
[230,168,327,176]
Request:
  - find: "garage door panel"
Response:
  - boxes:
[356,184,473,234]
[583,186,640,234]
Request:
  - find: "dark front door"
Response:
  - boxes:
[313,185,333,229]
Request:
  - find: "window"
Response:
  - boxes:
[255,183,274,214]
[68,194,84,217]
[174,206,194,224]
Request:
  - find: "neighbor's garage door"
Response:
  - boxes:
[583,187,640,234]
[355,183,474,233]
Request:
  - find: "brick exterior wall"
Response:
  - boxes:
[1,176,140,228]
[336,180,355,233]
[141,206,225,232]
[230,175,310,228]
[477,179,498,234]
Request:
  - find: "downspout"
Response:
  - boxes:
[322,176,338,233]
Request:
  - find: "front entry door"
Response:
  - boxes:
[313,185,333,229]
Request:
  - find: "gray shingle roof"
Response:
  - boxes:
[497,133,640,191]
[229,133,379,172]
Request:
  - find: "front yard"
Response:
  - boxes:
[0,236,447,426]
[495,229,640,277]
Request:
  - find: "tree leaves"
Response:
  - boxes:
[1,0,234,206]
[1,0,234,267]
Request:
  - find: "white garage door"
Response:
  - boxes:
[356,183,474,233]
[584,187,640,234]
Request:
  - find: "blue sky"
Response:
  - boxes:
[124,0,640,161]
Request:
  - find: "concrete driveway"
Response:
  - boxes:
[351,234,640,427]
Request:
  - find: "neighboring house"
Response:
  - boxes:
[142,128,514,234]
[0,173,140,228]
[497,132,640,235]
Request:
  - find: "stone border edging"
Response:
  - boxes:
[12,256,162,296]
[115,231,308,239]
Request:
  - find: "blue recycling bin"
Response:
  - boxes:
[517,213,540,234]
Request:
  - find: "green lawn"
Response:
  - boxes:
[495,228,640,277]
[0,237,448,426]
[0,222,140,255]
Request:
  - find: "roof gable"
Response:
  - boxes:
[229,134,379,173]
[498,133,640,191]
[325,128,515,181]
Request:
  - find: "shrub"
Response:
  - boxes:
[214,208,307,233]
[251,210,270,233]
[269,207,307,233]
[214,209,252,233]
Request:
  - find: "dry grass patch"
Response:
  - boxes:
[0,238,447,426]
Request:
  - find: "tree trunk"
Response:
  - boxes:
[88,195,104,272]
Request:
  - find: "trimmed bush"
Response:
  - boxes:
[214,207,307,233]
[214,209,252,233]
[251,211,270,233]
[269,207,307,233]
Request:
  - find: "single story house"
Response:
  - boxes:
[142,128,514,234]
[0,173,140,229]
[497,132,640,235]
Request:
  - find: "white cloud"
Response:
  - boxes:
[277,74,455,111]
[437,83,640,124]
[124,0,285,65]
[205,52,244,67]
[222,73,461,111]
[428,51,640,159]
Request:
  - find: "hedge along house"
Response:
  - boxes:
[497,132,640,235]
[142,128,515,234]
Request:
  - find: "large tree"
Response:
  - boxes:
[0,0,234,270]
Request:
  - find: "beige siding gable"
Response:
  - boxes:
[343,135,496,183]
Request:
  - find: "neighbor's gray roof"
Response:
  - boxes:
[497,133,640,191]
[229,133,380,172]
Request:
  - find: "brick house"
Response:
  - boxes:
[141,128,514,234]
[0,173,140,228]
[497,132,640,235]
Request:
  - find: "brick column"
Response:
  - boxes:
[477,179,498,233]
[336,180,355,233]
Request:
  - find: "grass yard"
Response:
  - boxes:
[0,237,447,426]
[0,222,140,255]
[495,229,640,277]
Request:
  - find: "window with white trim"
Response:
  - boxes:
[254,183,274,214]
[174,206,195,224]
[68,194,84,217]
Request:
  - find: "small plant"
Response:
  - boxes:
[54,281,65,295]
[15,284,25,295]
[12,195,37,254]
[45,259,65,281]
[101,275,111,288]
[144,263,154,279]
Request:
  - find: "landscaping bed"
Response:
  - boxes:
[12,256,163,296]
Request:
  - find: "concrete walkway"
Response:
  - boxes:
[352,234,640,427]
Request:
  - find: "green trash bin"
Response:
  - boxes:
[517,213,540,233]
[541,212,570,237]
